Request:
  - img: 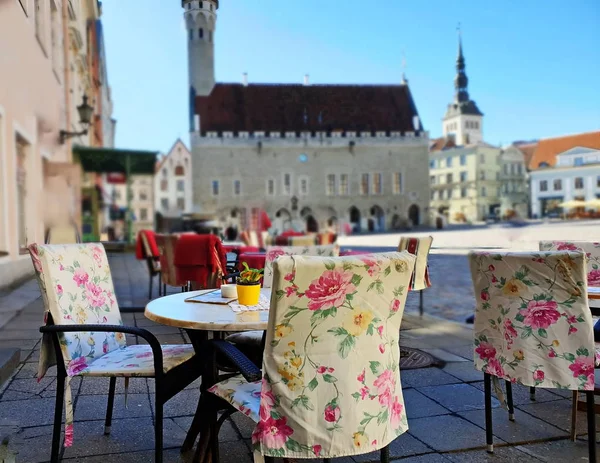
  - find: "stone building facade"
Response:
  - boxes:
[154,139,193,219]
[0,0,111,288]
[183,0,430,233]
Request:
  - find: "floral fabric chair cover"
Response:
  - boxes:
[469,251,596,392]
[539,241,600,287]
[263,244,340,288]
[210,251,416,459]
[28,243,193,447]
[397,236,433,291]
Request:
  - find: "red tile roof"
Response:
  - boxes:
[429,136,457,152]
[194,83,422,135]
[528,131,600,170]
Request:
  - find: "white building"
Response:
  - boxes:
[530,147,600,217]
[154,139,193,218]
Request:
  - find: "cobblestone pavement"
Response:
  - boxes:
[0,246,598,462]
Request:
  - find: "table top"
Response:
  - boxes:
[145,289,270,331]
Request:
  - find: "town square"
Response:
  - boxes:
[0,0,599,462]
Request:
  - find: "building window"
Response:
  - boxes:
[461,187,467,198]
[439,190,444,200]
[393,173,402,194]
[199,28,203,39]
[233,179,241,196]
[160,179,168,192]
[140,208,148,221]
[540,180,548,192]
[211,180,219,196]
[177,198,185,211]
[447,188,453,199]
[326,174,336,196]
[430,175,435,185]
[360,173,370,195]
[460,171,467,182]
[460,155,466,166]
[517,164,523,175]
[372,173,382,195]
[139,190,148,201]
[266,178,275,196]
[189,29,193,41]
[480,154,485,163]
[177,179,185,192]
[575,177,584,189]
[114,190,121,200]
[481,186,487,197]
[430,159,436,169]
[553,179,562,191]
[175,165,185,176]
[574,157,583,167]
[162,168,167,177]
[480,170,485,180]
[446,173,453,184]
[597,176,600,188]
[161,198,169,210]
[431,190,436,201]
[299,177,309,195]
[446,156,452,168]
[503,164,508,175]
[283,173,291,195]
[16,135,29,253]
[339,174,349,195]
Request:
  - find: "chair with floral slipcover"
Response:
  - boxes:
[397,236,433,316]
[224,244,341,363]
[538,240,600,439]
[469,251,597,461]
[206,251,417,462]
[28,243,203,463]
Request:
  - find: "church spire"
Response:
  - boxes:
[454,25,469,103]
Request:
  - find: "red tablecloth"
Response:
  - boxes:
[238,252,266,271]
[174,234,227,288]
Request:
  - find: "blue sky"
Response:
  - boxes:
[101,0,600,153]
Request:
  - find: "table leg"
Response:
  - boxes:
[182,330,223,462]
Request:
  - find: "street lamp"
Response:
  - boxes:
[59,94,94,144]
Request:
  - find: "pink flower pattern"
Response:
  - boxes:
[520,300,560,329]
[252,416,294,449]
[305,270,356,311]
[73,268,89,286]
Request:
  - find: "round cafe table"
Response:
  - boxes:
[145,289,270,461]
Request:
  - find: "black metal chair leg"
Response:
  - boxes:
[149,275,153,300]
[159,274,162,296]
[104,377,117,435]
[529,386,536,401]
[163,283,167,296]
[484,373,493,453]
[419,290,424,316]
[586,390,596,463]
[51,374,65,463]
[155,393,163,463]
[264,457,275,463]
[380,444,390,463]
[505,380,514,421]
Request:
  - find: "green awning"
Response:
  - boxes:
[73,146,158,175]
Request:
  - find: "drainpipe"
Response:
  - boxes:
[125,155,132,244]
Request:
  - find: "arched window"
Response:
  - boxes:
[175,165,185,176]
[189,29,193,41]
[199,28,203,39]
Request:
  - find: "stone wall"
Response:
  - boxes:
[191,135,430,231]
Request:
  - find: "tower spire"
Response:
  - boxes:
[454,23,469,103]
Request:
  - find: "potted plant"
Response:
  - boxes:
[236,262,263,306]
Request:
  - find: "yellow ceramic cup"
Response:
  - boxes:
[236,283,261,306]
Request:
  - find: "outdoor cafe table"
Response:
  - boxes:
[145,289,270,459]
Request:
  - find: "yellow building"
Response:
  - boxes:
[429,145,502,223]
